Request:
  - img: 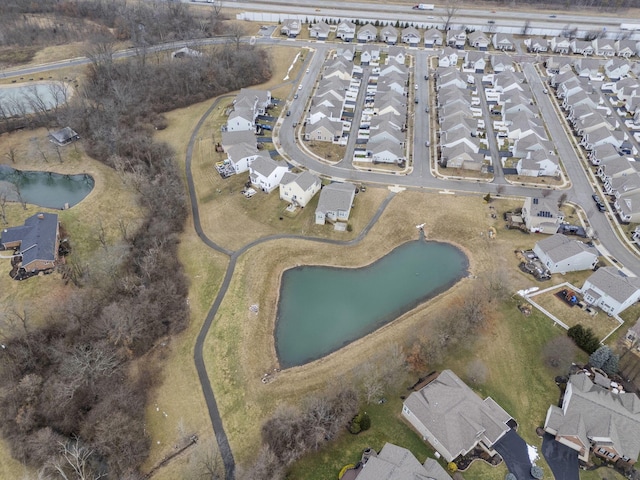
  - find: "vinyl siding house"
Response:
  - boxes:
[516,149,560,177]
[525,37,549,53]
[544,371,640,464]
[581,266,640,315]
[533,234,598,274]
[336,21,356,42]
[401,26,421,46]
[0,213,60,275]
[614,190,640,223]
[305,117,343,143]
[315,182,356,225]
[280,19,302,38]
[222,130,260,174]
[604,57,631,80]
[402,370,513,463]
[615,39,637,58]
[492,33,516,51]
[592,38,616,57]
[571,40,594,56]
[437,47,459,68]
[380,25,399,45]
[522,197,564,234]
[424,29,443,48]
[310,21,330,40]
[463,51,486,73]
[551,36,571,54]
[370,140,405,164]
[467,31,490,50]
[589,143,620,166]
[248,155,288,193]
[446,30,466,49]
[357,24,378,43]
[279,171,321,207]
[490,54,514,73]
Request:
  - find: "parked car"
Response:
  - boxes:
[425,141,430,147]
[286,110,291,116]
[292,122,298,128]
[294,94,298,99]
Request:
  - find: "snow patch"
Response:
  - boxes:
[283,52,301,81]
[528,444,539,464]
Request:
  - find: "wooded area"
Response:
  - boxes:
[0,1,271,478]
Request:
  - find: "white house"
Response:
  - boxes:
[533,234,599,274]
[248,155,288,193]
[516,149,560,177]
[310,21,330,40]
[581,266,640,315]
[380,25,399,45]
[315,182,356,225]
[336,20,356,42]
[279,171,321,207]
[357,24,378,43]
[401,26,421,46]
[492,33,516,51]
[281,19,301,37]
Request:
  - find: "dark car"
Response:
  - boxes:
[293,94,298,99]
[592,193,602,204]
[597,202,606,212]
[286,110,291,116]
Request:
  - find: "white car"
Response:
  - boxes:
[298,85,302,90]
[415,84,418,90]
[306,68,310,73]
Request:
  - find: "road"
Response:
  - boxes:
[4,12,640,478]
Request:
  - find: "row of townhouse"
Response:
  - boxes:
[531,35,640,58]
[225,88,272,134]
[490,69,560,177]
[552,65,640,222]
[358,53,409,165]
[440,48,515,73]
[280,19,520,51]
[435,67,485,171]
[304,53,355,144]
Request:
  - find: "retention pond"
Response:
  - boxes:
[0,166,94,209]
[275,240,469,368]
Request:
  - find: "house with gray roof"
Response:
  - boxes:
[380,25,398,45]
[589,143,620,166]
[516,149,560,177]
[49,127,79,146]
[402,370,513,463]
[315,182,356,225]
[533,233,598,274]
[279,171,321,207]
[525,36,549,53]
[357,24,378,43]
[551,36,571,54]
[581,266,640,315]
[401,26,420,46]
[492,33,516,51]
[522,197,564,234]
[614,189,640,223]
[593,38,616,57]
[304,116,343,143]
[280,19,301,37]
[490,53,514,73]
[424,28,443,48]
[336,20,356,42]
[0,212,59,275]
[310,21,330,40]
[351,443,451,480]
[467,31,490,50]
[544,371,640,464]
[248,155,288,193]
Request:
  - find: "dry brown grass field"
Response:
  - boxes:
[531,287,622,340]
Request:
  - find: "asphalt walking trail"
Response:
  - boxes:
[185,96,396,480]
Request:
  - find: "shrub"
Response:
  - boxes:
[531,465,544,479]
[359,412,371,432]
[567,324,600,354]
[506,474,517,480]
[448,462,458,473]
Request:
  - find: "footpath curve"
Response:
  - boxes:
[185,95,396,480]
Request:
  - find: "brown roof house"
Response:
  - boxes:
[402,370,514,462]
[544,371,640,465]
[0,212,60,276]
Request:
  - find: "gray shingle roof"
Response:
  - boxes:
[535,233,598,263]
[1,213,58,268]
[356,443,445,480]
[403,370,512,461]
[546,372,640,462]
[316,182,355,215]
[583,267,640,304]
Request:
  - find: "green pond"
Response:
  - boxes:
[0,166,94,209]
[275,240,469,368]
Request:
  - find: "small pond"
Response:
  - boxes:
[0,82,70,116]
[275,240,469,368]
[0,165,94,209]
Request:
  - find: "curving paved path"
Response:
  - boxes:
[185,95,396,479]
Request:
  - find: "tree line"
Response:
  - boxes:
[0,4,271,480]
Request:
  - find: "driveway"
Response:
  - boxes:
[493,429,535,480]
[542,433,579,480]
